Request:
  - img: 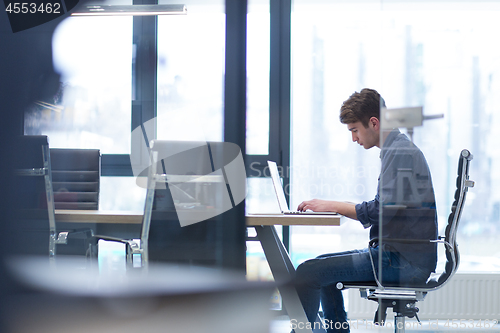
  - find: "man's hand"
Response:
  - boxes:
[297,199,333,212]
[297,199,358,220]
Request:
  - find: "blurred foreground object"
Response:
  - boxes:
[4,257,274,333]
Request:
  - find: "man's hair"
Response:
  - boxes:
[339,88,386,127]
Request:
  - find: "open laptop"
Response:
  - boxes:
[267,161,338,215]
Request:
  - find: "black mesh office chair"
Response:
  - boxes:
[13,136,94,258]
[336,149,475,333]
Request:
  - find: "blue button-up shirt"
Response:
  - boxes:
[355,129,438,273]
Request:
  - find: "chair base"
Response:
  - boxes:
[367,290,423,333]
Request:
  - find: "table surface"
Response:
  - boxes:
[55,210,342,226]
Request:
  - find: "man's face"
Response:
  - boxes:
[347,120,379,149]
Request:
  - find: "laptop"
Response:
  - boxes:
[267,161,338,216]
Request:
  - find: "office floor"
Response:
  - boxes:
[97,241,499,333]
[269,315,500,333]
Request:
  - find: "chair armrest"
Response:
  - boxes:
[91,235,140,252]
[64,228,95,239]
[55,228,95,244]
[91,235,130,244]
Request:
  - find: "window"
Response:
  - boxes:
[24,15,136,210]
[25,16,133,154]
[245,0,275,285]
[246,1,270,155]
[25,2,229,210]
[157,6,225,142]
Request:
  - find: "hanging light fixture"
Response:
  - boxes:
[71,4,186,16]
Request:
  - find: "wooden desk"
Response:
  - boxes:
[55,210,341,226]
[55,210,143,224]
[55,210,341,333]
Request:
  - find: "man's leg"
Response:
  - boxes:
[294,248,377,333]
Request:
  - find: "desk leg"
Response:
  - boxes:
[254,226,326,333]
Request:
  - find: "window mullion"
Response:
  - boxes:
[103,4,157,177]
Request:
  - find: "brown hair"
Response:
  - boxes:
[339,88,386,127]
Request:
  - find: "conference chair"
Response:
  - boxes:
[13,136,94,257]
[336,149,475,333]
[50,148,101,210]
[92,140,232,269]
[146,140,236,266]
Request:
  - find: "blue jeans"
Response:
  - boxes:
[293,245,430,333]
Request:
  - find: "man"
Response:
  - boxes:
[294,88,437,333]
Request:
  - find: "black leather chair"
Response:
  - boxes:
[50,148,101,210]
[336,149,475,333]
[12,136,94,258]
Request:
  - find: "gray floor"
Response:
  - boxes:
[96,243,499,333]
[270,315,500,333]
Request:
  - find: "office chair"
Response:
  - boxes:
[146,140,230,266]
[13,136,94,258]
[88,139,178,269]
[50,148,101,210]
[92,140,230,269]
[336,149,475,333]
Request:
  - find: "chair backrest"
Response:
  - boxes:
[50,149,101,210]
[427,149,474,288]
[140,140,238,267]
[13,135,57,256]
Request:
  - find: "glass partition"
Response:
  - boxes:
[378,105,438,287]
[373,3,499,274]
[290,0,500,276]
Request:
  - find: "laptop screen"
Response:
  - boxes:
[267,161,290,213]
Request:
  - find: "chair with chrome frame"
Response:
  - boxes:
[336,149,475,333]
[12,135,94,258]
[88,139,179,269]
[88,147,156,269]
[91,139,228,269]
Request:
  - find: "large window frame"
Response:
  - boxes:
[102,0,293,178]
[244,0,292,249]
[76,0,248,271]
[100,0,294,249]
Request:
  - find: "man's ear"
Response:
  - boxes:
[369,117,380,131]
